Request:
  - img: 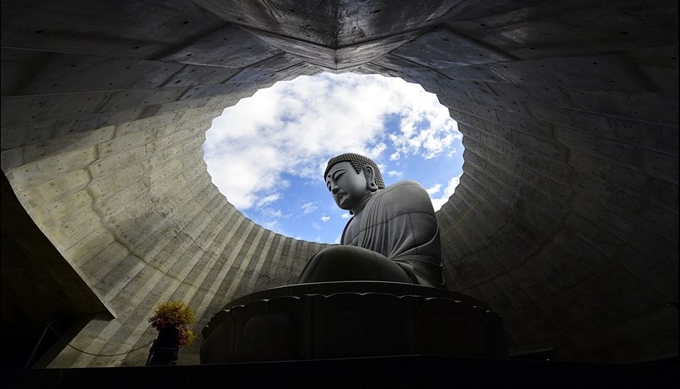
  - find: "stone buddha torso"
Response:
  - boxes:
[340,180,444,288]
[297,154,445,289]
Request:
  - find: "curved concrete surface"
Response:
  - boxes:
[1,0,677,367]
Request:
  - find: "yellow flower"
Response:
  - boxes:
[148,301,195,328]
[179,328,195,346]
[148,301,196,346]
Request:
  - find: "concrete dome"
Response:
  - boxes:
[1,0,677,367]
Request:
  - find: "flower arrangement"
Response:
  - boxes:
[148,301,196,346]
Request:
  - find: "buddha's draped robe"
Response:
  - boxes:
[341,180,445,288]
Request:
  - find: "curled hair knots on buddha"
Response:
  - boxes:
[324,153,385,189]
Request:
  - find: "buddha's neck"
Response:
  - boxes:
[350,191,377,215]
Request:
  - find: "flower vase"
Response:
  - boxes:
[146,326,180,366]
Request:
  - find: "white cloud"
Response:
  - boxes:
[204,145,289,209]
[301,202,317,214]
[261,219,281,232]
[430,174,462,211]
[340,213,351,219]
[260,208,283,218]
[368,142,387,156]
[426,184,442,195]
[387,170,403,178]
[204,72,462,211]
[321,215,331,222]
[389,121,461,160]
[257,193,280,207]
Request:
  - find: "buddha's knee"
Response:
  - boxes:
[298,246,411,283]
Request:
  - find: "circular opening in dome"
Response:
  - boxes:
[203,72,463,243]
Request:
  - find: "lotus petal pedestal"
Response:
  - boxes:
[200,282,508,364]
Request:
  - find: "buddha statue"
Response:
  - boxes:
[200,154,510,365]
[298,153,446,288]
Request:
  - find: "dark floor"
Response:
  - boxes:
[2,355,678,389]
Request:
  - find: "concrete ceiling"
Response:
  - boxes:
[1,0,677,367]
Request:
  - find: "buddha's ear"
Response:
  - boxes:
[363,166,378,192]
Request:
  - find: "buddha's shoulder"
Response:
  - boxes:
[376,180,433,214]
[380,180,430,200]
[384,180,426,193]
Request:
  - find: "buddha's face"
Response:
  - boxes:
[326,161,372,211]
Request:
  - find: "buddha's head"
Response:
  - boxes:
[324,153,385,212]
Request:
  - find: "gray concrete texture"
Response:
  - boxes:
[1,0,677,367]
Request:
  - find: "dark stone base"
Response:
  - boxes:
[200,281,508,364]
[3,356,678,388]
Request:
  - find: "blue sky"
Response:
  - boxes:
[203,73,464,243]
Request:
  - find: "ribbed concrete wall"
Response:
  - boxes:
[2,103,328,366]
[1,0,677,366]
